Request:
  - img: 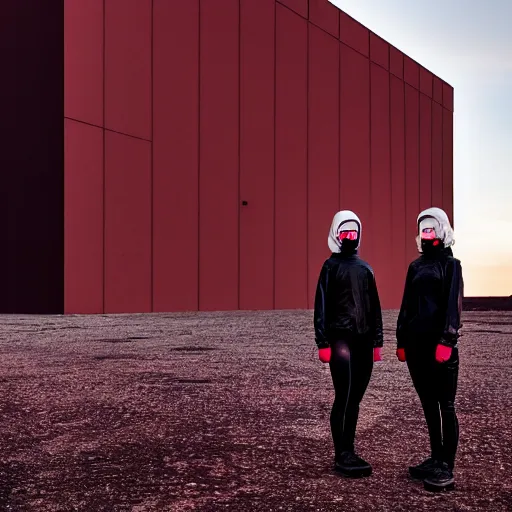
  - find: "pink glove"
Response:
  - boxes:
[318,347,331,363]
[435,344,452,363]
[373,347,382,362]
[396,348,406,362]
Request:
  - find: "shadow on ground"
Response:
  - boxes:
[0,311,511,511]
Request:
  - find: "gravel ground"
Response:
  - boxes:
[0,310,511,511]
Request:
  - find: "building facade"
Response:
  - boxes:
[2,0,454,314]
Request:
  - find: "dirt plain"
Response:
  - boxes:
[0,310,510,511]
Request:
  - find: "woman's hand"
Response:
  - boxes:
[318,347,331,363]
[435,344,452,363]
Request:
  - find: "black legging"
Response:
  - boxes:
[406,344,459,469]
[329,338,373,455]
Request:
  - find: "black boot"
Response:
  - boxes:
[408,457,439,480]
[334,451,372,478]
[423,462,455,492]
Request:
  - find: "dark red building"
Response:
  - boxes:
[2,0,454,314]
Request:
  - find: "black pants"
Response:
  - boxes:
[406,344,459,469]
[329,339,373,455]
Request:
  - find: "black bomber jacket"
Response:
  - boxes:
[396,247,464,349]
[314,252,384,349]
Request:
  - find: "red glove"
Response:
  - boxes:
[373,347,382,362]
[435,344,452,363]
[318,347,331,363]
[396,348,406,362]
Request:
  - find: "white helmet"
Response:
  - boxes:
[416,207,455,253]
[328,210,362,253]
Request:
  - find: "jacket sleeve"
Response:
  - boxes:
[368,270,384,348]
[440,259,464,347]
[314,263,330,349]
[396,264,414,349]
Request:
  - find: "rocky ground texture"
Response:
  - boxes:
[0,310,511,511]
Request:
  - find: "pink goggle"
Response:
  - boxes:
[421,228,436,240]
[338,230,358,241]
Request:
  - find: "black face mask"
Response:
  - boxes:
[421,238,443,256]
[340,238,359,254]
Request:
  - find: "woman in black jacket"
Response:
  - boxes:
[396,207,463,492]
[314,210,384,478]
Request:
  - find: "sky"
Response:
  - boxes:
[330,0,512,297]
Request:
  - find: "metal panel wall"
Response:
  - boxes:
[370,64,391,308]
[339,11,369,56]
[64,120,104,314]
[370,34,389,70]
[62,0,455,314]
[104,0,152,140]
[339,44,371,260]
[419,94,433,211]
[433,76,444,104]
[309,0,339,37]
[152,0,199,312]
[275,4,308,309]
[239,0,276,310]
[278,0,308,18]
[390,46,404,79]
[431,102,444,207]
[405,85,421,263]
[404,56,420,89]
[199,0,240,311]
[104,133,152,313]
[420,68,433,98]
[308,25,340,309]
[390,76,407,305]
[64,0,103,126]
